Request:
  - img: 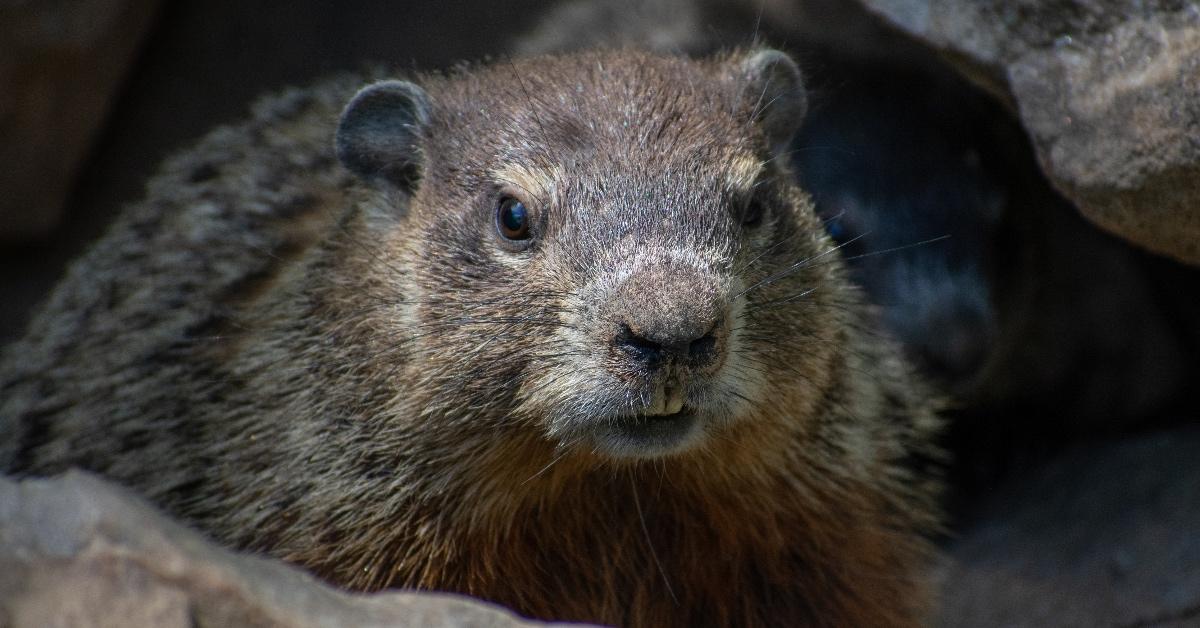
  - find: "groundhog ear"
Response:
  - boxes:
[336,80,431,193]
[738,49,807,156]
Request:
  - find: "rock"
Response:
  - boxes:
[938,426,1200,627]
[856,0,1200,266]
[0,0,161,242]
[0,471,559,628]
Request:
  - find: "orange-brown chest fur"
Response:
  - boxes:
[287,432,934,628]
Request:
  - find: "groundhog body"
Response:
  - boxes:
[1,50,941,626]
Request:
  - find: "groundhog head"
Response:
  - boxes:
[333,49,840,463]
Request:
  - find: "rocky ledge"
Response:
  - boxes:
[0,471,558,628]
[858,0,1200,265]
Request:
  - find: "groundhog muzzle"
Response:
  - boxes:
[1,49,942,627]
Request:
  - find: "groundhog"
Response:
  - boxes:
[0,49,942,626]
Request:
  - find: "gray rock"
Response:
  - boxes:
[858,0,1200,265]
[938,426,1200,627]
[0,471,559,628]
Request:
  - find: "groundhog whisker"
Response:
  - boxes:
[734,232,869,299]
[734,231,799,275]
[839,235,952,263]
[751,287,819,309]
[629,471,680,607]
[527,350,593,362]
[740,331,860,364]
[521,442,578,485]
[454,314,559,363]
[396,309,566,332]
[503,57,558,184]
[777,235,953,280]
[747,336,900,394]
[734,353,820,389]
[325,215,413,280]
[396,292,573,312]
[152,297,574,353]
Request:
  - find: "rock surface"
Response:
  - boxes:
[937,426,1200,627]
[0,471,557,628]
[857,0,1200,266]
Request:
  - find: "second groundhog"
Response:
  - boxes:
[1,49,942,626]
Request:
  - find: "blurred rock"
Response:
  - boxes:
[0,0,161,241]
[0,471,556,628]
[938,426,1200,627]
[857,0,1200,266]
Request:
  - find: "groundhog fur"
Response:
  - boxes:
[0,49,942,627]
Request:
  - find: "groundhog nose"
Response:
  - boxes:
[615,320,722,369]
[603,264,729,374]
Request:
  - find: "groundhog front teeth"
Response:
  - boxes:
[644,382,685,416]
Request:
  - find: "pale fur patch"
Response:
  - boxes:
[489,163,562,206]
[724,152,764,192]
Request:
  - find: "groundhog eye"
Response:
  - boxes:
[496,197,531,241]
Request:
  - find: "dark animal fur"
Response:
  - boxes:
[1,50,941,626]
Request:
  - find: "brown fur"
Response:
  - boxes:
[1,50,942,626]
